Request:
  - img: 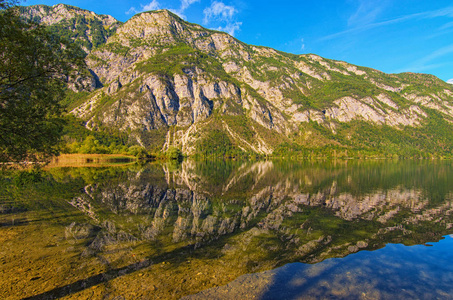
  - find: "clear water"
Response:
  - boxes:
[186,236,453,299]
[1,159,453,299]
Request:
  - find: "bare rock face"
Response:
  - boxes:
[320,96,425,126]
[18,5,453,155]
[77,70,244,131]
[68,73,97,92]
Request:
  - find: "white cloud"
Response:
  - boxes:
[171,0,200,19]
[447,79,453,84]
[126,7,138,15]
[301,38,306,50]
[126,0,160,15]
[126,0,198,18]
[203,1,237,24]
[203,1,241,36]
[168,8,186,19]
[215,22,242,36]
[161,0,200,20]
[180,0,200,12]
[143,0,160,11]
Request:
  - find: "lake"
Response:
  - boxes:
[1,159,453,299]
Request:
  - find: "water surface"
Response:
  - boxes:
[1,159,453,299]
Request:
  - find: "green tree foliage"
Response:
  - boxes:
[0,0,84,165]
[195,128,244,158]
[126,145,149,160]
[166,147,183,160]
[0,0,12,9]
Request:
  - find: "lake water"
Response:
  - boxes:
[1,159,453,299]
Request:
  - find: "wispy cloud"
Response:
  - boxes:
[301,38,306,50]
[348,0,389,27]
[171,0,200,19]
[447,79,453,84]
[394,63,445,74]
[428,6,453,18]
[439,21,453,30]
[180,0,200,12]
[214,22,242,36]
[321,6,453,41]
[393,44,453,73]
[417,44,453,65]
[203,1,242,36]
[126,0,160,15]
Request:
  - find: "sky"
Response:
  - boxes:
[21,0,453,83]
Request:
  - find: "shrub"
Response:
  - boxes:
[166,147,183,161]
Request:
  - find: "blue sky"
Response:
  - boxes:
[22,0,453,83]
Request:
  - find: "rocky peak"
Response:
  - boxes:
[110,9,244,56]
[19,4,119,27]
[18,4,122,53]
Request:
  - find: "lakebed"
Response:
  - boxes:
[1,159,453,299]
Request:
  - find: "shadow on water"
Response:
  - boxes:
[22,260,152,300]
[21,223,234,300]
[1,210,86,228]
[22,244,190,300]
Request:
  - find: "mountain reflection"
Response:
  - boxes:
[66,160,453,262]
[4,160,453,299]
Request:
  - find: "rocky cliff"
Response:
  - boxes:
[19,5,453,156]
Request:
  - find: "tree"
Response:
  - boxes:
[0,0,13,9]
[0,0,85,165]
[166,146,183,161]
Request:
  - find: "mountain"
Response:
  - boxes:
[18,5,453,157]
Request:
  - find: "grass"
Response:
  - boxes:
[46,154,137,168]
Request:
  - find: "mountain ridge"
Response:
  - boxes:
[18,5,453,157]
